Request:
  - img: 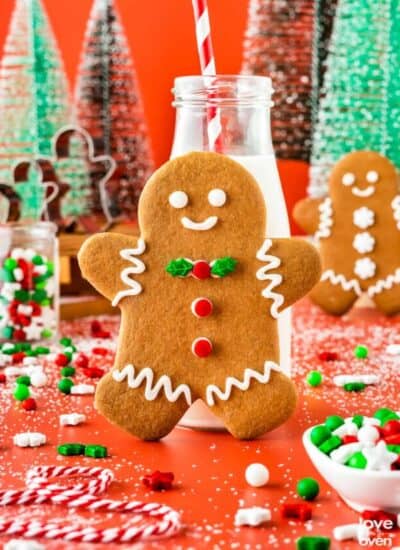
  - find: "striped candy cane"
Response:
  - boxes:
[191,0,223,152]
[0,466,181,544]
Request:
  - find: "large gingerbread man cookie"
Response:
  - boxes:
[78,152,321,440]
[294,151,400,315]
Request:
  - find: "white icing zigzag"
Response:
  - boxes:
[368,268,400,298]
[321,269,362,296]
[392,196,400,230]
[113,364,192,406]
[205,361,281,406]
[256,239,284,319]
[112,239,146,307]
[314,197,333,242]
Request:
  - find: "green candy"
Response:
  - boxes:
[60,366,75,377]
[1,268,15,282]
[352,414,364,428]
[57,443,85,456]
[296,536,330,550]
[3,257,17,271]
[319,436,342,455]
[14,384,30,401]
[46,261,54,275]
[343,382,366,392]
[325,415,344,431]
[310,425,331,447]
[84,445,108,458]
[354,345,368,359]
[58,378,74,394]
[2,327,14,340]
[306,371,323,387]
[32,255,44,265]
[34,346,50,355]
[63,351,73,362]
[387,444,400,453]
[14,289,30,302]
[297,477,320,501]
[347,451,367,469]
[374,408,399,425]
[16,375,30,386]
[41,328,53,339]
[32,289,47,304]
[59,337,72,347]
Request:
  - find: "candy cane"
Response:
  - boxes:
[0,466,181,544]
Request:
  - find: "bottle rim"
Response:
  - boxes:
[0,221,58,237]
[173,75,273,107]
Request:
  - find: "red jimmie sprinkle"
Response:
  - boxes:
[74,353,89,369]
[384,433,400,445]
[280,503,312,521]
[82,367,104,379]
[142,471,174,491]
[55,354,69,367]
[0,374,6,383]
[342,435,358,445]
[92,347,108,356]
[318,351,338,361]
[381,420,400,438]
[22,398,37,411]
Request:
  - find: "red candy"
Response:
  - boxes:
[192,337,213,358]
[83,367,104,379]
[381,420,400,438]
[22,398,37,411]
[191,297,213,318]
[362,510,397,530]
[0,374,6,383]
[192,260,211,280]
[55,353,69,367]
[342,435,358,445]
[280,503,312,521]
[91,320,111,339]
[12,351,26,364]
[92,347,108,356]
[74,353,89,369]
[318,351,338,361]
[142,471,174,491]
[13,329,26,341]
[384,434,400,445]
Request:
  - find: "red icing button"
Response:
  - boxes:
[192,337,213,358]
[191,297,213,318]
[192,260,211,280]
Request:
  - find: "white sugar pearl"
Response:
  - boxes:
[208,188,227,207]
[245,463,270,487]
[30,371,48,387]
[358,425,380,446]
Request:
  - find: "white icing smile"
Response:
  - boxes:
[352,186,375,197]
[181,216,218,231]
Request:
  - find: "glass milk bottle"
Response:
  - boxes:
[171,75,291,429]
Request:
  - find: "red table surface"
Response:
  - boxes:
[0,298,400,550]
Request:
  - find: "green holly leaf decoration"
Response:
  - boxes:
[166,258,193,277]
[211,257,238,277]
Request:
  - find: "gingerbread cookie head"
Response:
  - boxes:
[79,152,321,440]
[139,152,266,258]
[329,151,398,204]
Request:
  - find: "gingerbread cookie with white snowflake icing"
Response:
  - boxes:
[78,152,320,440]
[294,151,400,315]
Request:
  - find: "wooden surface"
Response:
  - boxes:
[59,223,137,257]
[0,299,399,549]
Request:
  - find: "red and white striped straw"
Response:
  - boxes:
[0,466,181,544]
[191,0,223,152]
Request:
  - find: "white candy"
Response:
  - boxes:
[1,282,21,301]
[13,267,24,282]
[33,264,47,275]
[330,442,362,465]
[70,384,95,395]
[333,523,370,543]
[387,344,400,355]
[13,432,46,448]
[362,440,398,471]
[5,540,45,550]
[245,463,270,487]
[0,353,12,367]
[2,342,14,351]
[333,374,379,387]
[23,356,40,365]
[11,247,26,260]
[333,418,359,438]
[17,304,33,316]
[234,506,271,527]
[4,366,25,376]
[30,371,48,387]
[357,425,380,446]
[59,413,86,426]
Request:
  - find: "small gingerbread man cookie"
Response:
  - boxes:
[79,152,320,440]
[294,151,400,315]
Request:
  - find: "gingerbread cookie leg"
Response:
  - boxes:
[309,278,359,315]
[369,277,400,315]
[95,371,190,440]
[206,369,297,439]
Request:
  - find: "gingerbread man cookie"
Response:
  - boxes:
[294,151,400,315]
[78,152,321,440]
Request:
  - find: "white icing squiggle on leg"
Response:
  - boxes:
[205,361,281,406]
[112,239,146,306]
[112,364,192,406]
[368,268,400,298]
[320,269,362,296]
[315,197,333,242]
[392,196,400,230]
[256,239,284,318]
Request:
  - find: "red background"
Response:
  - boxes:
[0,0,308,232]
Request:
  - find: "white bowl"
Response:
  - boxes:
[303,426,400,512]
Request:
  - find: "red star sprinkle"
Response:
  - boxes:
[142,471,174,491]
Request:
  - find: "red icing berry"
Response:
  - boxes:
[280,503,312,521]
[192,337,213,358]
[381,420,400,438]
[12,352,26,364]
[318,351,338,361]
[142,470,174,491]
[22,398,37,411]
[342,435,358,445]
[0,374,6,383]
[55,353,69,366]
[74,353,89,369]
[192,260,211,280]
[92,347,108,356]
[83,367,104,379]
[191,297,213,318]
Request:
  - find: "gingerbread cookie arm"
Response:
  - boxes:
[78,233,146,303]
[293,197,324,235]
[256,238,321,315]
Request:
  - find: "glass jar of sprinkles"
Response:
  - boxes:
[0,222,59,343]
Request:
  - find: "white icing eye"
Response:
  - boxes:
[208,188,226,207]
[342,172,355,186]
[169,190,188,209]
[366,170,379,183]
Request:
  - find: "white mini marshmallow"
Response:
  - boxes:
[333,523,370,543]
[234,506,271,527]
[13,432,46,448]
[59,413,87,426]
[333,374,379,387]
[70,384,95,395]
